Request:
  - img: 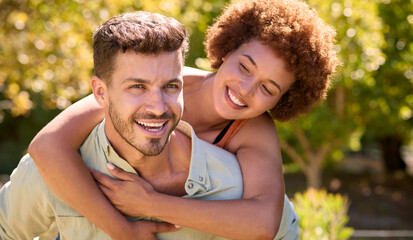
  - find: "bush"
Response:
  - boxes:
[293,188,354,240]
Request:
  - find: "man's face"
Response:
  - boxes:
[105,50,183,156]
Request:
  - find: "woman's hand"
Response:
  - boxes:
[90,163,159,217]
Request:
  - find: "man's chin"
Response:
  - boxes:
[135,139,166,156]
[137,147,164,156]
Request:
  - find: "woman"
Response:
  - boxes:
[28,0,338,239]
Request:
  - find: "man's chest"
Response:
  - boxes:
[149,171,188,196]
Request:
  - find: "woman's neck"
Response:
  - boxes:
[182,72,229,133]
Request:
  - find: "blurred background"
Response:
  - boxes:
[0,0,412,239]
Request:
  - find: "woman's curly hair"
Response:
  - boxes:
[205,0,339,121]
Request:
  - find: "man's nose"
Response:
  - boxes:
[145,90,168,116]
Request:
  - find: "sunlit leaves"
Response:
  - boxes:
[293,189,354,240]
[277,0,392,182]
[360,0,413,140]
[0,0,229,121]
[279,0,385,148]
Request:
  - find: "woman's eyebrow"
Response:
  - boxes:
[269,80,281,92]
[242,54,257,66]
[242,54,281,92]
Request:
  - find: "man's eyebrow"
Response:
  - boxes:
[123,77,149,84]
[167,78,182,83]
[123,78,182,84]
[242,54,257,66]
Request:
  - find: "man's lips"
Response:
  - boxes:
[136,120,168,133]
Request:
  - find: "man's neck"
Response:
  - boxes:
[139,130,192,195]
[105,121,192,196]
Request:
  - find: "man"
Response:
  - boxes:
[0,11,244,240]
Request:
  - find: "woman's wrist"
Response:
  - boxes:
[144,191,169,218]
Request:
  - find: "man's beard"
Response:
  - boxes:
[108,101,179,156]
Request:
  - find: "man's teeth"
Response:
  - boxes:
[228,89,246,107]
[138,122,164,127]
[137,121,165,132]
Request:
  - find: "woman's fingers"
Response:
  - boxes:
[107,163,138,181]
[90,168,119,188]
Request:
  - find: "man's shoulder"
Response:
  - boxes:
[79,121,104,151]
[7,154,50,196]
[13,154,39,176]
[78,121,109,170]
[176,122,243,200]
[176,121,238,161]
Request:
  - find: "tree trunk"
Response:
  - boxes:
[281,126,332,189]
[305,163,322,189]
[379,135,406,172]
[334,85,345,119]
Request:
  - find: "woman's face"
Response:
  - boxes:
[212,39,296,120]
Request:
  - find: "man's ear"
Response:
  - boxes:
[91,76,107,107]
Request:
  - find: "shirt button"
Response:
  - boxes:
[188,183,194,189]
[199,176,204,181]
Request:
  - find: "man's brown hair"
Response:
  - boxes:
[206,0,339,121]
[93,11,188,84]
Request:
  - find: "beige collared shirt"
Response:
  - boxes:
[0,120,298,240]
[0,121,243,240]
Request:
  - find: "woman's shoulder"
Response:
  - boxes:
[243,113,277,134]
[229,114,279,151]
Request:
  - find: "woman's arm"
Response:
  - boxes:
[27,95,180,239]
[92,114,285,240]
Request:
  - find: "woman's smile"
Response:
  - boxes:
[226,87,247,108]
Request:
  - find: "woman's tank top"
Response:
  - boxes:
[212,119,248,150]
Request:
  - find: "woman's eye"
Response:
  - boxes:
[239,63,250,74]
[261,84,273,95]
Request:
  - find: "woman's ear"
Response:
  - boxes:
[222,50,234,62]
[222,54,229,62]
[91,76,107,107]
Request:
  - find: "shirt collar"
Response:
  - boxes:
[96,120,137,174]
[96,120,211,195]
[176,121,210,196]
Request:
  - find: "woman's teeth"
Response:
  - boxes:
[228,89,246,107]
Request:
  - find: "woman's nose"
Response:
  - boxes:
[238,78,255,98]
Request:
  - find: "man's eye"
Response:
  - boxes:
[165,84,178,89]
[131,84,144,89]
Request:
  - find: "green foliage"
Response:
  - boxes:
[0,95,60,174]
[359,0,413,141]
[0,0,412,175]
[0,0,229,173]
[293,189,354,240]
[291,0,384,148]
[277,0,387,186]
[0,0,228,117]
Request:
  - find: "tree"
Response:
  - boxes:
[278,0,385,188]
[359,0,413,172]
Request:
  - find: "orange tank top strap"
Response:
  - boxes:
[213,119,248,150]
